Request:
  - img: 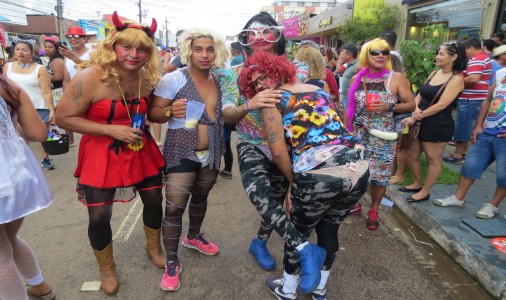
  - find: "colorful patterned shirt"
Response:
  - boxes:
[486,68,506,135]
[277,89,359,173]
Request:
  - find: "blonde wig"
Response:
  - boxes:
[88,27,160,89]
[179,28,230,68]
[295,46,325,80]
[358,38,392,70]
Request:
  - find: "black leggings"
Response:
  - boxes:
[86,175,164,251]
[223,141,233,172]
[162,159,218,261]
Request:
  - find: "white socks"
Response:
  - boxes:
[316,270,330,291]
[282,271,299,294]
[295,241,309,252]
[26,273,44,286]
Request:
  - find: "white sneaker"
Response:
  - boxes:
[475,203,498,219]
[433,195,465,207]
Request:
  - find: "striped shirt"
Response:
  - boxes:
[461,52,492,101]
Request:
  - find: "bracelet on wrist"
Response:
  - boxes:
[245,99,252,112]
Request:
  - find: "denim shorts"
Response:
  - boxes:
[454,99,483,142]
[36,109,50,123]
[460,133,506,188]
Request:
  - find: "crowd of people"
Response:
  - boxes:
[1,9,505,300]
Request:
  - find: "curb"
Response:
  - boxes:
[386,186,506,299]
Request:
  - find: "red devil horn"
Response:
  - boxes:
[149,18,157,36]
[112,11,125,30]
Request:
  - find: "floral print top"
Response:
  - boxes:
[353,72,398,183]
[277,89,360,173]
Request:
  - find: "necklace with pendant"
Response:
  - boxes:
[18,62,31,68]
[117,75,144,152]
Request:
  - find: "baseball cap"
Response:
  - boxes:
[161,45,167,50]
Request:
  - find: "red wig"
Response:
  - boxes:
[238,51,296,99]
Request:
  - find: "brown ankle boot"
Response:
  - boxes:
[143,226,166,268]
[93,242,119,295]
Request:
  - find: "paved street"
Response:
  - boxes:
[21,133,492,300]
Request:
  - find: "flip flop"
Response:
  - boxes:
[26,286,56,300]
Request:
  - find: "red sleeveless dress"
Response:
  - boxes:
[74,97,165,205]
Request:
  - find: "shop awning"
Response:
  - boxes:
[0,16,11,22]
[402,0,424,4]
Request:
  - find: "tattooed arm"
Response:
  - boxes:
[261,107,293,182]
[55,67,143,143]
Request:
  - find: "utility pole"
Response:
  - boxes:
[165,17,169,47]
[138,0,142,23]
[56,0,65,40]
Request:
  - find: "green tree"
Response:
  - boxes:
[336,3,401,44]
[399,24,448,91]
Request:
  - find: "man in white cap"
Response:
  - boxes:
[85,31,99,49]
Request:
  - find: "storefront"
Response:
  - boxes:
[402,0,501,42]
[304,0,353,49]
[280,0,353,49]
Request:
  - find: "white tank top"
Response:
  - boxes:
[6,63,46,109]
[65,49,91,79]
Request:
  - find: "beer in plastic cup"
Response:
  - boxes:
[185,100,205,129]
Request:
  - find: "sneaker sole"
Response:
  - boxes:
[160,266,183,292]
[475,213,497,219]
[433,200,465,207]
[181,242,219,255]
[268,286,295,300]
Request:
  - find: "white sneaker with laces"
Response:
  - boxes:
[433,195,465,207]
[475,203,498,219]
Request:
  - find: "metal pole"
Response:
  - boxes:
[165,17,169,47]
[138,0,142,23]
[56,0,65,40]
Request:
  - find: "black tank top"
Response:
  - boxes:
[418,81,455,122]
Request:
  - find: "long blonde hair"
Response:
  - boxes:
[295,47,325,80]
[87,27,160,89]
[179,28,230,68]
[358,38,392,70]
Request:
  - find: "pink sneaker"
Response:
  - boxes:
[182,233,219,255]
[160,260,182,291]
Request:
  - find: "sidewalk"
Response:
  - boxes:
[385,151,506,299]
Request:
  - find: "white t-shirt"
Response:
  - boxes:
[65,49,92,79]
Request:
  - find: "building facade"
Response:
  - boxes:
[401,0,503,42]
[262,0,344,21]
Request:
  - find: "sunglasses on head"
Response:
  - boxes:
[442,41,459,48]
[369,50,390,56]
[66,34,84,39]
[237,26,283,46]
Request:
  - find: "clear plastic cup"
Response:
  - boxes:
[185,100,205,129]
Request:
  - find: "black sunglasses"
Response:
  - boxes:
[369,50,390,56]
[66,34,85,39]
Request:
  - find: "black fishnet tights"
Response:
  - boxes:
[162,168,218,261]
[86,176,163,251]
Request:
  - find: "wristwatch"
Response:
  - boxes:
[165,106,172,117]
[388,103,396,112]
